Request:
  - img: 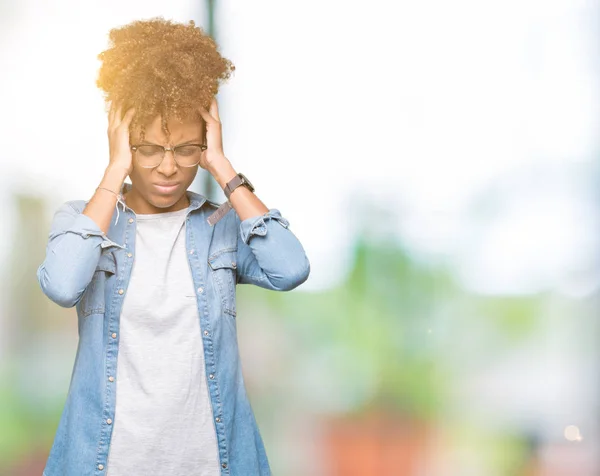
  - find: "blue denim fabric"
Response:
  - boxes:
[36,182,310,476]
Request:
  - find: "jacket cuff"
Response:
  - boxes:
[239,209,290,245]
[59,212,126,250]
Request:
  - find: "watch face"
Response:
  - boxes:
[239,173,254,191]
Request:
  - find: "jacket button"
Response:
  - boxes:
[197,287,203,294]
[222,463,227,469]
[209,374,215,379]
[127,252,133,258]
[203,330,209,336]
[128,218,134,224]
[111,333,117,339]
[189,249,195,254]
[108,376,114,382]
[118,289,124,295]
[98,464,104,470]
[215,417,221,422]
[231,262,236,268]
[106,418,112,425]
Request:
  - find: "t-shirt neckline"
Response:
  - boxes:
[134,207,190,220]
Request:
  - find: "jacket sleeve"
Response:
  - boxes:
[36,201,124,308]
[234,208,310,291]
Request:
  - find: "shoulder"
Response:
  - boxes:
[203,198,222,209]
[53,199,86,216]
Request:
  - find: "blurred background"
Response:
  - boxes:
[1,0,599,475]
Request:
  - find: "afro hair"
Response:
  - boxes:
[96,17,235,141]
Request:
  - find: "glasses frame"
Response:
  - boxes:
[130,143,208,168]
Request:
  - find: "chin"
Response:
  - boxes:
[150,190,187,206]
[151,196,180,207]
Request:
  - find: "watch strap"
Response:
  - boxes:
[206,200,232,226]
[207,173,254,226]
[224,174,244,200]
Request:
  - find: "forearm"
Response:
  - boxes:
[208,157,269,221]
[83,165,129,234]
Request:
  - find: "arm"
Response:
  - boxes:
[199,98,310,290]
[37,102,135,308]
[36,166,128,308]
[210,161,310,290]
[234,208,310,290]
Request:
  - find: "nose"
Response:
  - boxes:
[156,148,178,177]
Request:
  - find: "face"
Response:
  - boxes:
[125,115,205,214]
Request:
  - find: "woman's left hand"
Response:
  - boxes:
[197,97,227,170]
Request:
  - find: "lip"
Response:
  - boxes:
[153,183,180,194]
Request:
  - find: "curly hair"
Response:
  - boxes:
[96,17,235,141]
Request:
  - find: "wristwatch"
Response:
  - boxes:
[206,173,255,226]
[224,173,254,200]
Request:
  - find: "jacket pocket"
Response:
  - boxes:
[208,249,237,318]
[79,251,116,318]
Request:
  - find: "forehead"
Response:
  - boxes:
[132,115,203,143]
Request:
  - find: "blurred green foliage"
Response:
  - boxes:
[247,234,546,422]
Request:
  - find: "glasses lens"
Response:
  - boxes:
[135,145,164,167]
[174,145,203,166]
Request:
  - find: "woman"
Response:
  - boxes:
[36,17,310,476]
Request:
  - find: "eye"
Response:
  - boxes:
[176,145,201,156]
[136,145,163,157]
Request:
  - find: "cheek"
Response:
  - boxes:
[128,167,154,194]
[128,166,144,185]
[184,167,199,184]
[175,167,198,191]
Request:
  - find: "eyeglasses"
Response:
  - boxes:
[130,143,208,168]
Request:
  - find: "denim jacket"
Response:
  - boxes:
[36,182,310,476]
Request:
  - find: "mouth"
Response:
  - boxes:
[153,183,180,194]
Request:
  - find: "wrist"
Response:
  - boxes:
[208,157,237,190]
[101,165,128,192]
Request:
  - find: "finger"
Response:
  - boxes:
[197,105,217,125]
[108,101,116,126]
[118,111,135,141]
[209,97,220,122]
[116,103,123,124]
[120,107,136,128]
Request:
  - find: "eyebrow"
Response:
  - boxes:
[137,138,203,145]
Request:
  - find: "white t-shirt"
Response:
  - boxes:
[106,206,220,476]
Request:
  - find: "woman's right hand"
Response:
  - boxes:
[107,101,136,176]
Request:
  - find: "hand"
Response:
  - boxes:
[197,97,227,171]
[107,101,136,176]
